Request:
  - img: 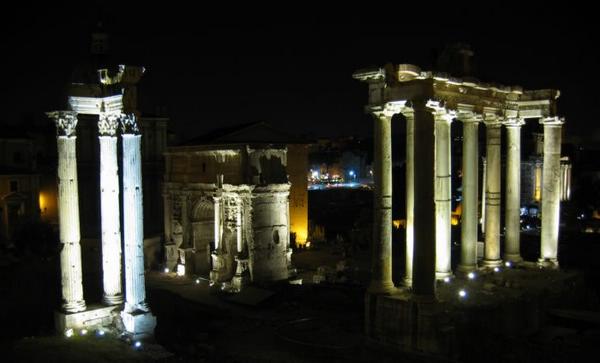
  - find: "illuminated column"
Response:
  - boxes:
[403,109,415,288]
[48,111,86,313]
[120,114,150,313]
[369,111,394,293]
[457,115,480,273]
[214,196,221,250]
[98,112,123,305]
[412,100,436,297]
[433,108,453,279]
[483,119,503,267]
[539,117,564,268]
[504,118,525,263]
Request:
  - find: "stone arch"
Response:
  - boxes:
[190,198,214,275]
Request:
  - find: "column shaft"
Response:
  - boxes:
[434,114,452,278]
[483,124,502,267]
[505,123,523,263]
[412,103,436,297]
[99,135,123,305]
[458,120,479,272]
[214,197,221,250]
[369,113,394,293]
[539,119,563,267]
[57,135,86,313]
[123,133,149,312]
[404,111,414,287]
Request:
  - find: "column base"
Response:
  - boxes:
[121,310,157,340]
[435,271,453,280]
[55,304,119,334]
[456,264,477,275]
[537,258,559,269]
[63,300,86,314]
[103,294,124,306]
[504,253,523,264]
[368,280,395,294]
[482,259,503,268]
[402,277,413,289]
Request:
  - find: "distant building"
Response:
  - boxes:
[0,127,40,245]
[162,122,308,286]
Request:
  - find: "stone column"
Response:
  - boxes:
[433,109,453,279]
[120,114,149,312]
[504,118,525,263]
[369,111,394,293]
[120,113,156,338]
[457,115,480,273]
[403,110,415,288]
[483,119,503,267]
[47,111,86,313]
[412,100,436,297]
[539,117,564,267]
[98,112,123,305]
[163,193,172,244]
[214,196,221,250]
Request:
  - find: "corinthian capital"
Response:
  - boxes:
[119,113,139,135]
[47,111,78,137]
[98,112,121,136]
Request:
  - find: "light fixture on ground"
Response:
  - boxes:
[443,277,451,283]
[458,289,467,298]
[65,329,74,338]
[195,279,200,284]
[164,267,169,273]
[80,329,87,335]
[467,272,476,280]
[134,341,142,349]
[505,261,512,268]
[494,267,500,272]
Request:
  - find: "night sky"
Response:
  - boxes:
[3,5,598,144]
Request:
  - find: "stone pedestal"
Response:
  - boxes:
[121,310,157,341]
[231,256,250,291]
[55,305,120,333]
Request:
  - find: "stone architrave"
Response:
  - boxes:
[539,117,564,268]
[119,113,156,338]
[48,111,87,313]
[98,112,124,305]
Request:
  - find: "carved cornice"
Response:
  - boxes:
[47,111,78,137]
[503,117,526,128]
[539,116,565,126]
[98,112,120,136]
[120,113,139,135]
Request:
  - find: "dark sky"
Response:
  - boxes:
[3,5,599,144]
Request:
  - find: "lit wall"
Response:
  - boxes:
[287,144,308,245]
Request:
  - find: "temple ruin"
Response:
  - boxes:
[354,63,566,353]
[49,65,155,340]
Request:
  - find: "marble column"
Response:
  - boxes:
[434,110,453,279]
[369,112,394,293]
[504,118,525,263]
[98,112,123,305]
[457,116,480,273]
[120,114,150,313]
[539,117,564,267]
[214,196,221,250]
[48,111,86,313]
[483,120,503,267]
[403,110,415,288]
[412,100,436,297]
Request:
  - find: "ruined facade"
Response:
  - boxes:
[163,122,306,288]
